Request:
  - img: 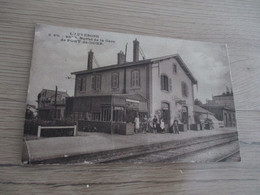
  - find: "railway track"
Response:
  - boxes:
[100,132,239,164]
[215,149,240,162]
[32,132,239,164]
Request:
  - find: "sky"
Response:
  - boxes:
[27,24,232,106]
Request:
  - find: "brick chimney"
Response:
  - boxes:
[87,49,93,70]
[117,51,126,64]
[133,38,139,62]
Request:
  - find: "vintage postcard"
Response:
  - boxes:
[22,24,240,164]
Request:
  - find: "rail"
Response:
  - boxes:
[215,149,240,162]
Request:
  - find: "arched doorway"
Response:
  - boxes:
[161,102,170,130]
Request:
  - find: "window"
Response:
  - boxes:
[113,106,124,122]
[77,77,86,92]
[111,72,119,89]
[101,106,111,121]
[55,109,61,119]
[173,63,177,74]
[131,70,140,87]
[161,75,169,91]
[181,81,189,97]
[61,97,65,104]
[96,75,101,90]
[91,112,100,121]
[91,75,101,90]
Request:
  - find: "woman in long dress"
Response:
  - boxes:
[160,119,165,133]
[134,114,140,133]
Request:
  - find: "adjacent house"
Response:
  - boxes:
[66,39,197,133]
[212,90,235,109]
[201,97,236,127]
[37,88,69,120]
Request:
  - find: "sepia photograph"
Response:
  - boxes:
[22,24,240,164]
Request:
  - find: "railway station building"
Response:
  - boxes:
[65,39,198,133]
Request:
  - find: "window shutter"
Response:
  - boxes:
[83,77,86,91]
[114,74,116,88]
[111,74,113,88]
[186,83,189,97]
[131,72,133,87]
[96,76,100,90]
[169,78,172,92]
[181,82,188,97]
[137,71,140,86]
[173,64,177,74]
[133,71,136,86]
[181,82,185,97]
[161,75,163,90]
[98,75,101,90]
[136,72,138,86]
[116,73,119,88]
[77,78,81,91]
[165,77,168,91]
[92,76,96,90]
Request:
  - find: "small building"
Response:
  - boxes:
[37,88,69,120]
[201,100,236,127]
[212,90,235,109]
[66,39,198,133]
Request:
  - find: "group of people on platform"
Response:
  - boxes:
[134,114,180,134]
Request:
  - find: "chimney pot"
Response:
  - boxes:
[117,50,126,64]
[133,38,139,62]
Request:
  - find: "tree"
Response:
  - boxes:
[25,108,34,119]
[194,98,202,106]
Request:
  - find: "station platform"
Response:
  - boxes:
[23,128,238,164]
